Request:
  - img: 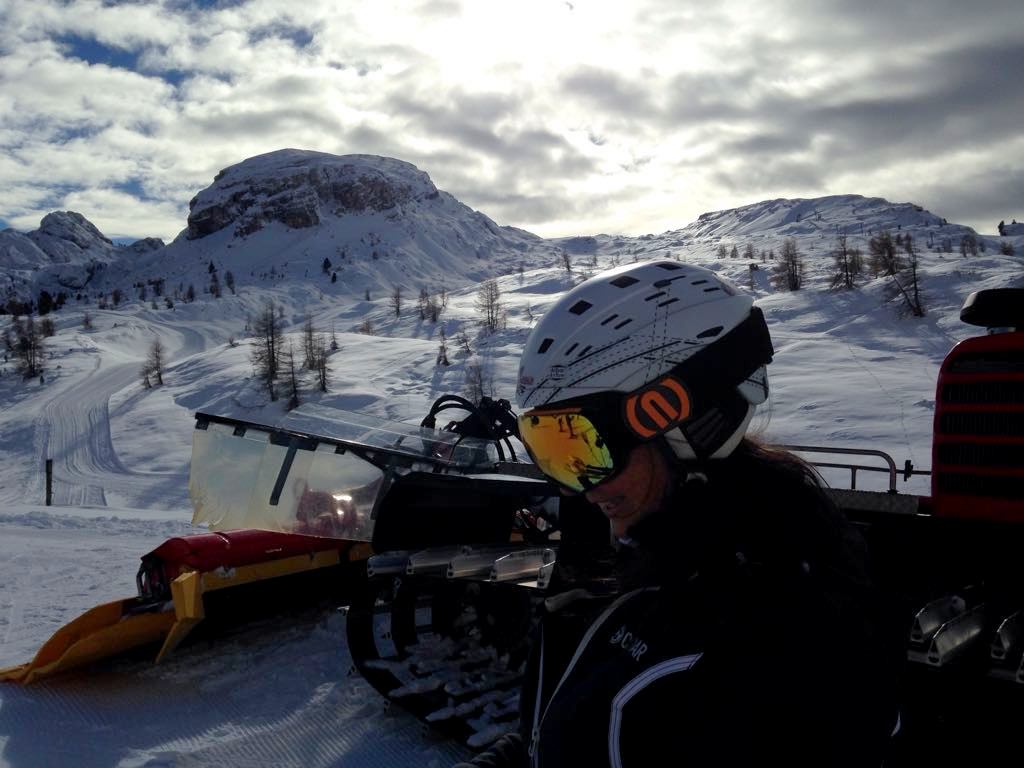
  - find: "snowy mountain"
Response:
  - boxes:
[3,148,1018,320]
[0,211,134,302]
[2,150,563,311]
[140,149,561,305]
[551,193,1004,267]
[185,150,452,239]
[27,211,116,262]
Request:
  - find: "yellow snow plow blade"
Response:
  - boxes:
[0,599,175,684]
[1,409,392,686]
[0,544,361,685]
[152,547,346,662]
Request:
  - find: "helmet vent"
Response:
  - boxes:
[610,275,640,288]
[568,300,593,315]
[537,338,554,354]
[565,343,578,356]
[656,263,683,271]
[577,346,592,358]
[658,298,680,308]
[658,275,690,287]
[703,287,721,293]
[691,279,708,285]
[614,318,633,330]
[644,291,666,302]
[697,326,724,339]
[600,314,619,326]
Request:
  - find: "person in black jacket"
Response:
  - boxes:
[457,260,900,767]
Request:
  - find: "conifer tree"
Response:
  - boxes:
[285,342,300,410]
[830,234,858,290]
[390,285,403,317]
[436,328,450,366]
[886,235,925,317]
[302,314,317,369]
[868,231,901,276]
[771,238,804,291]
[12,316,44,378]
[143,338,165,385]
[476,280,503,334]
[251,300,282,401]
[314,334,329,392]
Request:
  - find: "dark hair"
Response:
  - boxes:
[694,436,862,572]
[720,436,826,489]
[619,434,860,592]
[702,436,834,520]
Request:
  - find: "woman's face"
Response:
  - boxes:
[584,442,673,538]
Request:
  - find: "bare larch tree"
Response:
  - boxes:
[771,238,804,291]
[251,300,282,401]
[141,338,165,386]
[475,279,503,334]
[302,314,317,369]
[390,285,403,317]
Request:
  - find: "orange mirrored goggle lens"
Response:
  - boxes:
[517,410,616,492]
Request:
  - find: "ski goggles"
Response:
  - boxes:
[517,405,628,493]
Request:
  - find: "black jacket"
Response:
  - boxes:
[460,453,901,767]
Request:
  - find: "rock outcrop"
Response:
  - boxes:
[186,149,441,240]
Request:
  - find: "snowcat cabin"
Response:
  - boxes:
[932,288,1024,521]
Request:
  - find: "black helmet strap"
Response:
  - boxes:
[647,306,774,459]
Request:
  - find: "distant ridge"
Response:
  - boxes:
[2,151,1014,310]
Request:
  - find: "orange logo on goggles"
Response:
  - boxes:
[623,375,692,438]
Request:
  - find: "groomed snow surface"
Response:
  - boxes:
[0,315,473,767]
[1,195,1021,766]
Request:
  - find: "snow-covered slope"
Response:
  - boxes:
[1,167,1022,766]
[555,194,1007,267]
[689,194,946,239]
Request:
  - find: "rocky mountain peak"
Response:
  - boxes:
[186,149,442,240]
[124,237,165,255]
[34,211,113,251]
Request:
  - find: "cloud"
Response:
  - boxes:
[1,0,186,51]
[2,47,175,131]
[713,159,825,195]
[780,0,1024,48]
[0,0,1020,240]
[561,67,658,117]
[413,0,462,19]
[926,165,1024,229]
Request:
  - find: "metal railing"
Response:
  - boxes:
[779,444,931,493]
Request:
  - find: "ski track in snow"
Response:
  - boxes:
[21,322,211,510]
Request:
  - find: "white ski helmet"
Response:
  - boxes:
[516,260,773,461]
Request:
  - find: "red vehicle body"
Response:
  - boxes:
[932,328,1024,521]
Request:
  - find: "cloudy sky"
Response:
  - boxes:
[1,0,1021,241]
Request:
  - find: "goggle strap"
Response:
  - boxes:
[678,387,752,459]
[659,308,772,458]
[675,307,773,403]
[619,307,772,442]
